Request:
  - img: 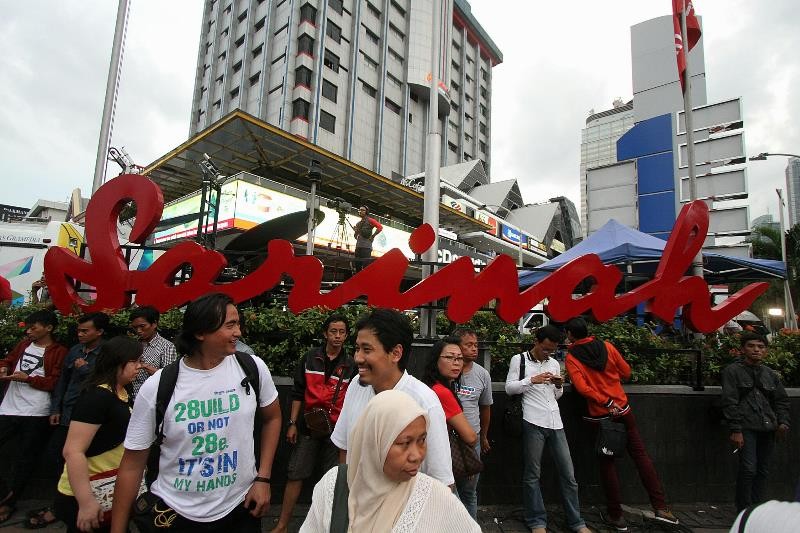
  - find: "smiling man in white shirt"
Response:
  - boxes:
[505,325,590,533]
[330,308,454,487]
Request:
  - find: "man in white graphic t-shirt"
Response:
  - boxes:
[111,293,282,532]
[0,310,67,521]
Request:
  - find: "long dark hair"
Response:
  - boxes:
[175,293,234,356]
[422,337,463,407]
[83,336,142,394]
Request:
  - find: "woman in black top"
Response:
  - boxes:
[54,336,143,532]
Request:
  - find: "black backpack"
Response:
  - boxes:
[145,351,262,487]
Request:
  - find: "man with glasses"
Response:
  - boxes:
[452,328,493,519]
[129,306,177,400]
[506,325,591,533]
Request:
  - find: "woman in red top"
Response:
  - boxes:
[422,337,477,450]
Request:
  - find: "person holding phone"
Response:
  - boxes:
[505,325,591,533]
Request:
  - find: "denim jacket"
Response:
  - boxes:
[721,359,790,433]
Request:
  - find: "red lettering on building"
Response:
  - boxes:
[44,174,767,333]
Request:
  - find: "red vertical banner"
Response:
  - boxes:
[672,0,702,92]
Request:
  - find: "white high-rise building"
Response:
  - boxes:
[189,0,502,181]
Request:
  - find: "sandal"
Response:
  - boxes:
[0,503,17,524]
[25,508,58,529]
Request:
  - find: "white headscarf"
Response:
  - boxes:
[346,390,429,533]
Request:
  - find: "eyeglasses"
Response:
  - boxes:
[440,355,464,363]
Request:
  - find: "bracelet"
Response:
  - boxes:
[254,476,271,484]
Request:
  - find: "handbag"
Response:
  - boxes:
[449,430,483,479]
[304,365,347,439]
[503,353,527,437]
[595,418,627,458]
[89,467,147,524]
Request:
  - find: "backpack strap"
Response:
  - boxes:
[737,503,759,533]
[330,464,350,533]
[147,358,181,487]
[518,351,526,381]
[234,351,261,406]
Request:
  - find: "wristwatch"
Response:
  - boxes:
[287,419,296,426]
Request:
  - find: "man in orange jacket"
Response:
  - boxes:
[565,317,677,532]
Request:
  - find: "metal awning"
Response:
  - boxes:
[142,110,490,235]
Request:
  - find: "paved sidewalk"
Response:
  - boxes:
[0,499,738,532]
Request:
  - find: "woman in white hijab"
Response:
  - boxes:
[300,389,480,532]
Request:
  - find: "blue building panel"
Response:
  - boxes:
[637,152,675,194]
[617,113,673,160]
[638,192,676,234]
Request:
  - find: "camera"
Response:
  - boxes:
[327,197,352,215]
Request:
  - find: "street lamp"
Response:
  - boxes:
[749,151,799,329]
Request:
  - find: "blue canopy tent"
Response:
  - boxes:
[519,219,786,287]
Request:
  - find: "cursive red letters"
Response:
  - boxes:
[44,174,767,333]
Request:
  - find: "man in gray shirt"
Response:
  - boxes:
[453,327,493,519]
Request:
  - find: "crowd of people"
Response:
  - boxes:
[0,297,795,532]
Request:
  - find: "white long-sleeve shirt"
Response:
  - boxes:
[505,352,564,430]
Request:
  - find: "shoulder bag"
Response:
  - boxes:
[449,429,483,479]
[595,417,627,458]
[305,364,348,439]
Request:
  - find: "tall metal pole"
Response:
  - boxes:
[681,3,705,339]
[92,0,131,194]
[776,189,797,328]
[420,0,442,338]
[306,181,318,255]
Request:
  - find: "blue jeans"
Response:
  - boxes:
[455,443,480,518]
[522,421,586,531]
[735,430,775,511]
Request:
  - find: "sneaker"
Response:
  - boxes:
[603,515,628,531]
[654,509,680,524]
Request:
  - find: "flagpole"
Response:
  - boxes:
[680,3,704,286]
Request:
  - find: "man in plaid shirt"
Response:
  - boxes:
[129,306,177,400]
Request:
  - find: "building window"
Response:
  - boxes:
[388,47,403,64]
[410,92,418,103]
[361,80,377,97]
[295,66,312,87]
[389,22,405,41]
[386,72,402,87]
[293,98,310,120]
[479,104,486,117]
[230,86,240,99]
[252,43,263,58]
[464,152,472,161]
[237,9,247,22]
[322,79,338,102]
[274,21,289,35]
[233,60,242,72]
[218,51,227,60]
[298,34,314,56]
[268,83,282,94]
[215,74,224,84]
[223,4,231,15]
[385,98,401,114]
[481,68,488,82]
[448,141,457,153]
[271,52,286,64]
[329,0,343,15]
[452,40,460,52]
[300,3,317,25]
[480,87,487,98]
[479,141,486,153]
[452,102,459,112]
[451,61,460,73]
[390,0,406,18]
[213,99,221,110]
[326,20,342,43]
[364,25,380,45]
[249,72,260,86]
[323,49,340,72]
[319,110,336,133]
[366,2,381,20]
[254,16,266,31]
[408,113,413,123]
[479,122,487,135]
[451,81,459,92]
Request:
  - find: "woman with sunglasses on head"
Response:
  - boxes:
[54,336,143,533]
[422,337,478,458]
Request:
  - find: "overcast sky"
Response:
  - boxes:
[2,0,798,230]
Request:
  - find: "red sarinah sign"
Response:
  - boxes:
[44,175,767,333]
